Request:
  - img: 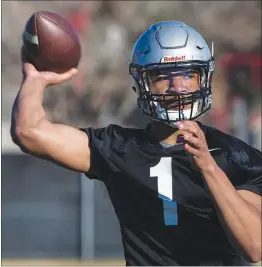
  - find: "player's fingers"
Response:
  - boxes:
[43,68,78,85]
[58,68,78,81]
[183,134,202,149]
[176,121,204,139]
[184,143,200,157]
[176,122,199,137]
[23,62,38,76]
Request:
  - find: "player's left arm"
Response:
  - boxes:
[176,121,262,263]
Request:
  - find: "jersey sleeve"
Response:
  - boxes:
[79,125,117,181]
[228,141,262,196]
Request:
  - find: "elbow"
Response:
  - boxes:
[247,246,261,263]
[232,232,262,263]
[247,253,261,264]
[244,239,261,263]
[10,126,36,153]
[11,126,25,144]
[10,121,19,145]
[10,124,22,146]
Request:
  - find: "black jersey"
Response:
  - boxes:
[80,122,262,266]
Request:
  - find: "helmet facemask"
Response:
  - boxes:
[130,61,214,126]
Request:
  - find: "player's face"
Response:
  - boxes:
[147,68,200,111]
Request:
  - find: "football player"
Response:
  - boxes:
[11,21,261,266]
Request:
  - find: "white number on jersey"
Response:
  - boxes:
[150,157,178,226]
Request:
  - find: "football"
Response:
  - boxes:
[22,11,81,73]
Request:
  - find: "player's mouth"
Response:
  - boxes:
[167,105,191,111]
[156,95,195,111]
[164,101,192,111]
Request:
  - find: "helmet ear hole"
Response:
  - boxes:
[132,86,137,92]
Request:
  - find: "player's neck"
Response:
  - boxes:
[149,121,187,145]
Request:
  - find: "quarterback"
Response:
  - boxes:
[11,21,261,265]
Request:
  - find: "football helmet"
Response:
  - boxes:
[129,21,215,126]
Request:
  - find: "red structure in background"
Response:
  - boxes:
[65,10,91,94]
[209,52,261,133]
[218,52,261,91]
[66,10,90,34]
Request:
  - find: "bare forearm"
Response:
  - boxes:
[12,76,47,131]
[202,163,261,262]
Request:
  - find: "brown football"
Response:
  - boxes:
[22,11,81,73]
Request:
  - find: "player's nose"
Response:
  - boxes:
[167,77,187,94]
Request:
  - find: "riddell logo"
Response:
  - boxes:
[161,56,186,63]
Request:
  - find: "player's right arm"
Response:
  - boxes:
[10,62,91,173]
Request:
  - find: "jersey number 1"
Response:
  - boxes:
[150,157,178,226]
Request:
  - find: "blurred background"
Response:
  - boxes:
[1,1,261,266]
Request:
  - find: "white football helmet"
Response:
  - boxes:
[129,21,215,127]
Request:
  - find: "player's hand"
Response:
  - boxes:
[21,47,78,87]
[176,121,216,172]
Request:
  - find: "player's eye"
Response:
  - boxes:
[184,74,195,79]
[153,76,169,82]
